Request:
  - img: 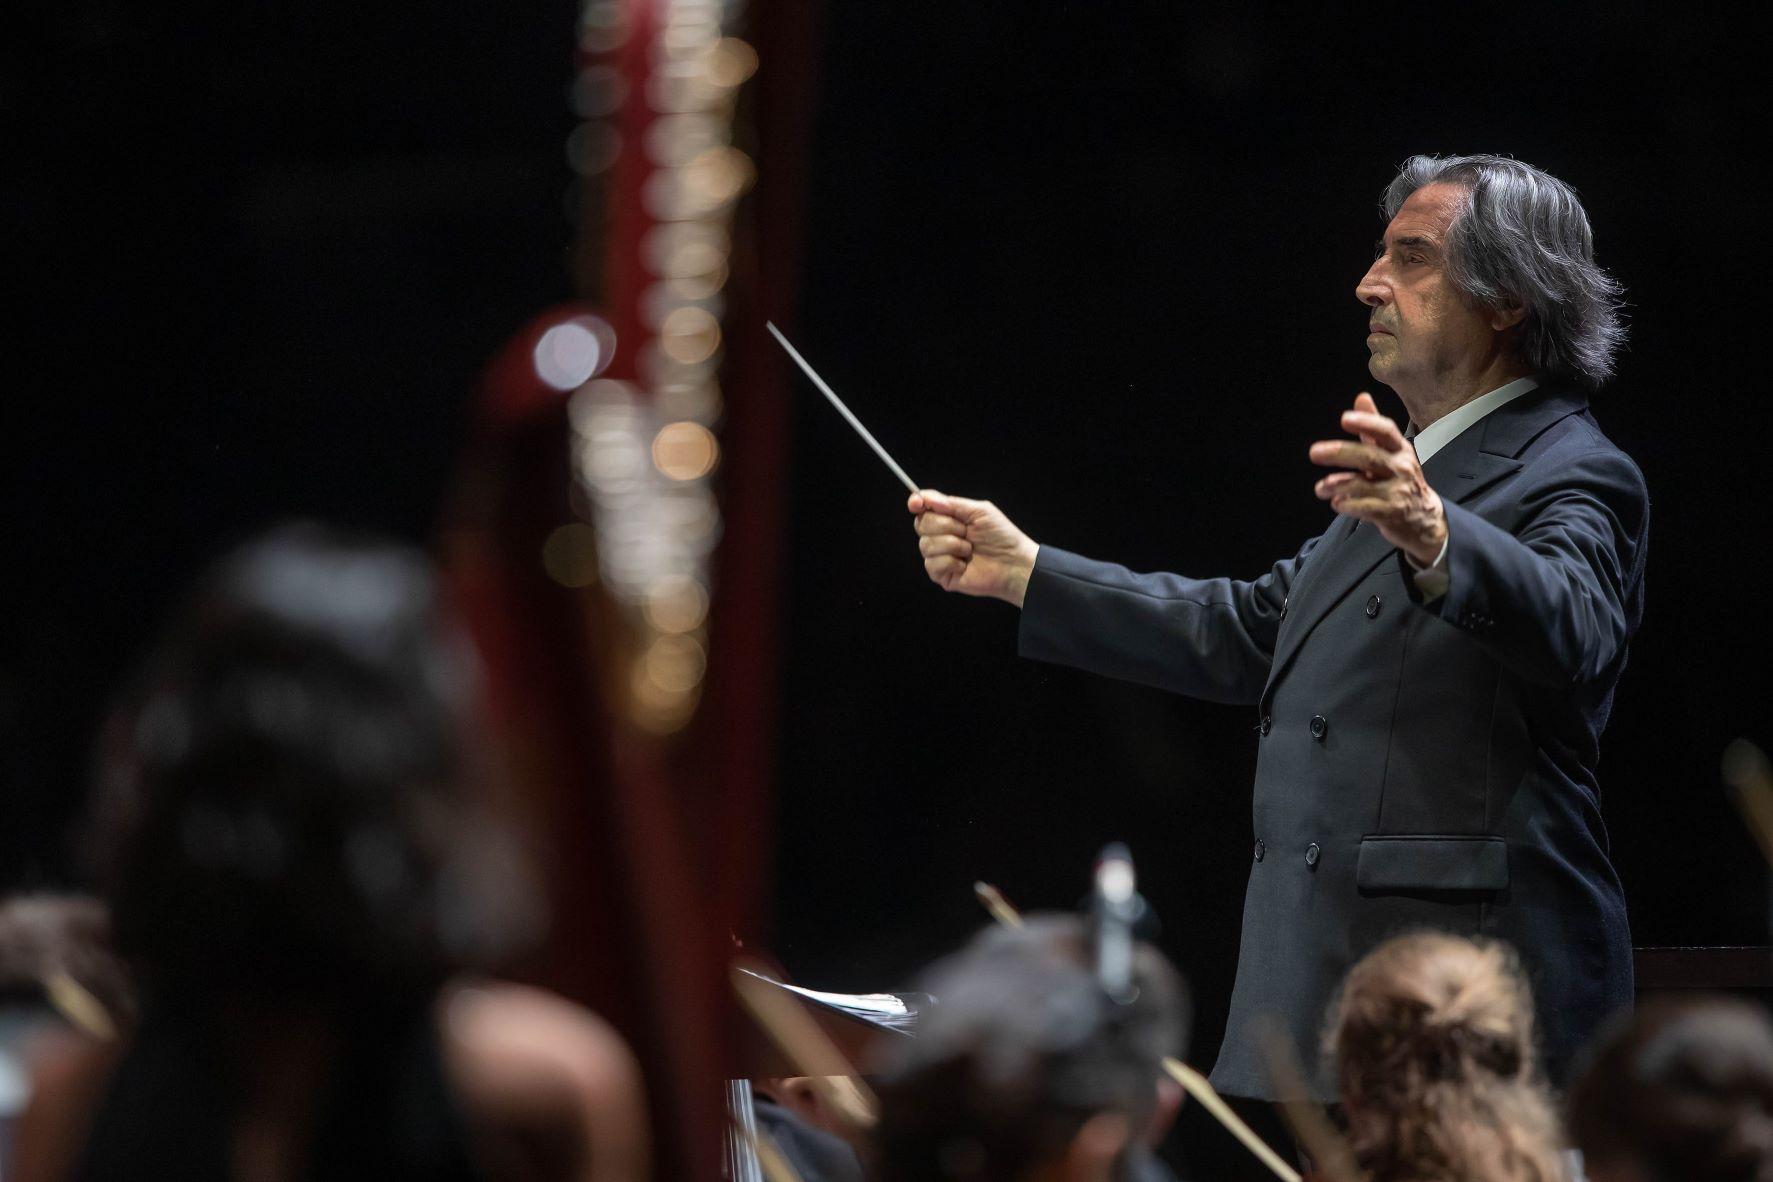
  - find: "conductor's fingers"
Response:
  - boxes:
[916,513,967,539]
[915,488,994,523]
[1331,494,1391,519]
[1341,409,1407,452]
[1309,440,1392,474]
[920,535,973,559]
[912,488,956,517]
[1315,474,1380,501]
[925,555,966,586]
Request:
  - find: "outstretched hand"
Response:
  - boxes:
[1309,392,1447,566]
[908,489,1040,607]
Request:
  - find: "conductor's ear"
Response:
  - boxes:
[1491,300,1527,331]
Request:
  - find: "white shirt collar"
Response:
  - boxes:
[1409,377,1539,464]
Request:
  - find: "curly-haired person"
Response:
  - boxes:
[1328,932,1568,1182]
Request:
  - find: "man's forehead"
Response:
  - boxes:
[1384,182,1463,242]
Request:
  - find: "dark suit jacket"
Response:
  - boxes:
[1018,386,1648,1100]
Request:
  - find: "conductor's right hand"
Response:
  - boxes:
[908,489,1040,608]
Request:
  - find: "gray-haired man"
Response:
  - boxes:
[909,155,1646,1099]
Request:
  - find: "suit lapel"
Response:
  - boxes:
[1262,511,1397,697]
[1258,386,1586,702]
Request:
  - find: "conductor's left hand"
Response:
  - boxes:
[1310,392,1448,566]
[907,489,1040,607]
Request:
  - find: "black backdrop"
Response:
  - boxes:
[3,2,578,880]
[774,0,1773,1091]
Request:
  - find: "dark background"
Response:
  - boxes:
[5,1,1770,1170]
[3,1,578,878]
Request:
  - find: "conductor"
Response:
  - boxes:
[909,154,1647,1100]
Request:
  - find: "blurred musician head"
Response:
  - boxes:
[869,914,1188,1182]
[1569,996,1773,1182]
[12,525,650,1182]
[90,523,537,1004]
[1329,931,1565,1182]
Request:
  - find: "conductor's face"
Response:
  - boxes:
[1356,182,1505,397]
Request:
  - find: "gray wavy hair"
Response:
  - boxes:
[1383,154,1627,387]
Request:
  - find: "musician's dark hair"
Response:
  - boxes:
[88,522,539,1004]
[869,914,1188,1182]
[1329,931,1565,1182]
[70,525,540,1179]
[1569,996,1773,1182]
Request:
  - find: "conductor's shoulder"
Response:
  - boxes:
[1525,406,1647,502]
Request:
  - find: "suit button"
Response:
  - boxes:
[1365,594,1382,619]
[1259,715,1272,736]
[1305,842,1321,868]
[1310,714,1328,741]
[1253,839,1266,862]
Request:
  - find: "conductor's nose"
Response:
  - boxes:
[1355,261,1388,308]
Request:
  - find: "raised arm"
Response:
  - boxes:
[1308,396,1649,689]
[908,487,1319,705]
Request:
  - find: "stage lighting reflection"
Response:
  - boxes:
[682,146,753,207]
[571,66,628,118]
[568,378,638,433]
[663,19,722,57]
[566,123,622,176]
[644,577,710,634]
[580,434,645,492]
[629,664,699,734]
[645,114,723,167]
[651,421,719,480]
[542,522,601,587]
[642,633,707,695]
[704,38,758,88]
[641,222,730,276]
[659,306,720,363]
[534,318,612,390]
[656,378,720,423]
[566,0,749,738]
[667,263,728,301]
[579,0,627,53]
[647,63,717,115]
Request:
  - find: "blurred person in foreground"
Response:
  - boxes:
[0,895,133,1033]
[11,525,648,1182]
[869,915,1187,1182]
[1,896,133,1173]
[749,1074,866,1182]
[1568,997,1773,1182]
[907,153,1646,1100]
[1330,932,1566,1182]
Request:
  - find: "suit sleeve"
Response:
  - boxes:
[1425,448,1649,687]
[1016,536,1322,705]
